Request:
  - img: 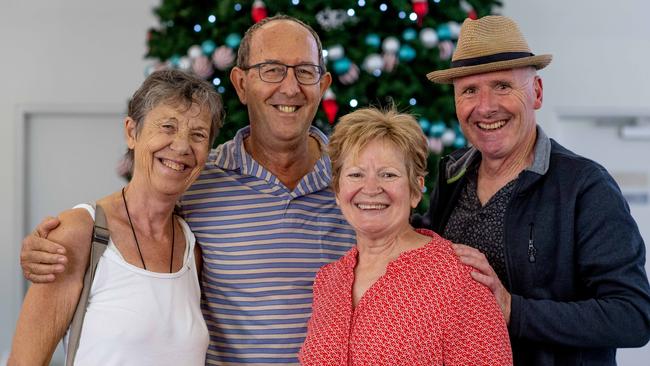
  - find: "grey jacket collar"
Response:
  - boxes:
[445,125,551,183]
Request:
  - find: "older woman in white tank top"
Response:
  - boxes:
[9,70,224,365]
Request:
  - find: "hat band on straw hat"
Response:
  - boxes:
[451,52,534,68]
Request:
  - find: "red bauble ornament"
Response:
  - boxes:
[460,0,478,20]
[252,0,267,23]
[412,0,428,27]
[322,89,338,124]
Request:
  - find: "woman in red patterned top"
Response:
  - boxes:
[299,107,512,366]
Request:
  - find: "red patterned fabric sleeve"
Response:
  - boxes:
[441,256,513,365]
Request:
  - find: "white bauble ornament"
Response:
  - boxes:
[188,44,203,59]
[362,53,384,73]
[420,28,439,48]
[382,37,400,54]
[441,128,457,146]
[328,44,345,60]
[178,56,192,71]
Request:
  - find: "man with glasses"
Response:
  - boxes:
[20,15,356,365]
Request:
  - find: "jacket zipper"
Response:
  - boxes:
[528,223,537,263]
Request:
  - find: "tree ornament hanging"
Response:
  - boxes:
[332,57,352,75]
[381,37,400,72]
[178,56,192,71]
[321,89,339,124]
[428,137,443,154]
[316,8,353,31]
[212,46,236,70]
[192,55,214,79]
[327,44,345,61]
[460,0,478,20]
[398,45,416,62]
[438,40,454,60]
[383,52,398,72]
[188,44,203,59]
[441,128,457,146]
[362,53,384,75]
[365,33,381,49]
[201,40,217,55]
[338,63,360,85]
[225,33,242,48]
[412,0,429,26]
[252,0,267,23]
[419,28,439,48]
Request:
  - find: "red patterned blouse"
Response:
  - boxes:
[299,229,512,366]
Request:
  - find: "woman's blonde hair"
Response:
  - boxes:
[328,106,428,197]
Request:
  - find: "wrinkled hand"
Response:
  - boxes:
[452,243,511,325]
[21,217,66,283]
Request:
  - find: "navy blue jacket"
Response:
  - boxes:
[413,130,650,365]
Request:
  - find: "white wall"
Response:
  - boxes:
[502,1,650,364]
[0,0,158,360]
[1,0,648,363]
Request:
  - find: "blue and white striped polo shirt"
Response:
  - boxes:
[180,126,355,365]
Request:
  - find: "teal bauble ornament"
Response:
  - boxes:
[169,54,181,67]
[453,135,467,149]
[437,24,452,41]
[402,28,417,41]
[201,40,216,55]
[418,118,431,134]
[398,45,416,62]
[333,57,352,75]
[225,33,242,48]
[365,34,381,49]
[429,120,446,137]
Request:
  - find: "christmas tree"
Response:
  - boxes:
[145,0,501,211]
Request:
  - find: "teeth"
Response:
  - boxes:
[478,120,507,130]
[161,159,185,171]
[277,105,297,113]
[356,203,388,210]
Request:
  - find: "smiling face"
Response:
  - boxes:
[336,138,424,240]
[126,100,212,197]
[230,20,331,147]
[453,67,542,162]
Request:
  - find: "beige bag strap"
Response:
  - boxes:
[65,203,109,366]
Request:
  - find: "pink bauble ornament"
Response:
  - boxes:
[212,46,235,70]
[438,40,454,60]
[362,53,384,74]
[428,137,443,154]
[383,52,398,72]
[327,44,345,60]
[192,55,214,79]
[338,63,360,85]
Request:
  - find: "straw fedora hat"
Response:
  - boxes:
[427,15,552,84]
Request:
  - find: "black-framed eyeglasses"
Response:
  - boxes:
[242,62,324,85]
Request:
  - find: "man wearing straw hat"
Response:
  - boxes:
[416,15,650,365]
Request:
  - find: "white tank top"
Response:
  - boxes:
[63,204,208,365]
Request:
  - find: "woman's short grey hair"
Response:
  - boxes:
[125,69,224,167]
